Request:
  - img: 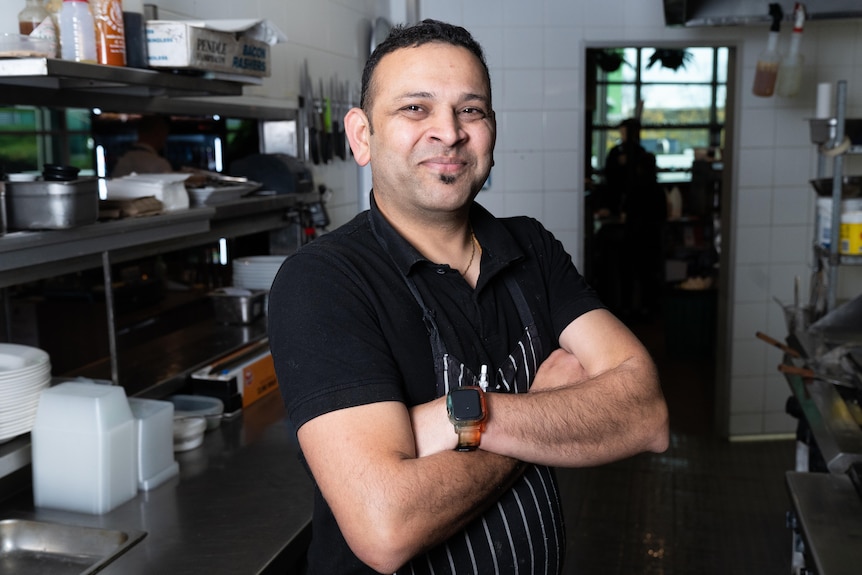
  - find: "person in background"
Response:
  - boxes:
[268,20,668,575]
[111,115,172,177]
[602,117,667,322]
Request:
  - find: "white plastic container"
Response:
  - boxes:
[31,381,138,514]
[105,173,191,211]
[840,212,862,255]
[128,398,180,491]
[816,198,862,250]
[59,0,97,63]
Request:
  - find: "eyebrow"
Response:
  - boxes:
[395,91,491,105]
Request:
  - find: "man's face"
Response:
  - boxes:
[363,42,496,220]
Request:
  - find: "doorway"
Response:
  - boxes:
[583,45,735,435]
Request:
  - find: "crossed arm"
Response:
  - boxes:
[296,308,669,573]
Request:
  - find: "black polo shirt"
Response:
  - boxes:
[268,195,604,574]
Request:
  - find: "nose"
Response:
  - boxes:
[427,110,466,146]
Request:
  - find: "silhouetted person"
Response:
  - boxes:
[602,118,666,321]
[111,115,172,177]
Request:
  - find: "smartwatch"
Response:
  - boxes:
[446,386,487,451]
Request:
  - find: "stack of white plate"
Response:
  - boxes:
[232,255,288,291]
[0,343,51,444]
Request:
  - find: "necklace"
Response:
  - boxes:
[462,231,478,276]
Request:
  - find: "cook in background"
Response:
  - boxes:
[599,117,667,323]
[111,115,173,177]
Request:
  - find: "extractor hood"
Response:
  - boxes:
[664,0,862,26]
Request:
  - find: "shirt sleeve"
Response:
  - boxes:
[267,248,406,432]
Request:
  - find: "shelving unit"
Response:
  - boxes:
[809,80,862,314]
[0,61,303,390]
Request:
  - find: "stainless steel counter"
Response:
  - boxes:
[0,391,314,575]
[786,471,862,575]
[783,372,862,473]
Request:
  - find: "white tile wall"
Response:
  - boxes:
[4,0,854,437]
[419,0,862,437]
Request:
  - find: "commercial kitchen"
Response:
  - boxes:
[1,1,861,573]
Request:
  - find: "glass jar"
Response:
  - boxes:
[18,0,50,35]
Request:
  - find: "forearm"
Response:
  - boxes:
[298,402,523,573]
[364,449,523,569]
[481,354,667,467]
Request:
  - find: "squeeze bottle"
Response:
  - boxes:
[92,0,126,66]
[752,3,783,98]
[59,0,97,63]
[776,3,806,98]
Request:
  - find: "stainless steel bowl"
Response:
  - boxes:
[6,178,99,230]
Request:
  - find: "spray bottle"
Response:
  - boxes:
[752,3,783,98]
[777,3,806,98]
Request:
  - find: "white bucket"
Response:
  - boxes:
[840,211,862,255]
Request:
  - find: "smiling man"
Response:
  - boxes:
[268,19,668,575]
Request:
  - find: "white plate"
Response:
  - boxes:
[0,344,49,374]
[234,255,287,265]
[0,362,51,383]
[0,366,51,396]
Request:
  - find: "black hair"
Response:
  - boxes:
[618,118,641,146]
[359,19,491,115]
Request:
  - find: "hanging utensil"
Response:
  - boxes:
[299,59,311,163]
[305,62,320,165]
[756,331,802,358]
[320,77,332,163]
[777,364,857,389]
[330,76,344,161]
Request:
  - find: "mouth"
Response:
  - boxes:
[421,156,469,176]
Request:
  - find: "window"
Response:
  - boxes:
[0,107,94,175]
[588,46,728,182]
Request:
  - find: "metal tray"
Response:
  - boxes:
[0,518,145,575]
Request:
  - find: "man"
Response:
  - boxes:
[111,115,173,177]
[268,20,668,574]
[602,118,667,320]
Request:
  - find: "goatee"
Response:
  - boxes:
[439,174,457,185]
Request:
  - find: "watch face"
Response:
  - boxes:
[449,388,483,421]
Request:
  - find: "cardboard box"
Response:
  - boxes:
[146,21,271,77]
[190,342,279,413]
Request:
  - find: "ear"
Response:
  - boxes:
[344,107,372,167]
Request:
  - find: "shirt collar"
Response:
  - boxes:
[367,191,524,278]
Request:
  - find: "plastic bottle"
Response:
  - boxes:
[122,0,147,68]
[18,0,50,35]
[752,3,783,98]
[59,0,97,63]
[91,0,126,66]
[777,3,806,98]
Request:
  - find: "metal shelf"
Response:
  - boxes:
[0,208,214,289]
[0,58,245,97]
[0,194,304,288]
[0,58,297,119]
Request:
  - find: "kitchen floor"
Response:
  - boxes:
[557,312,796,574]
